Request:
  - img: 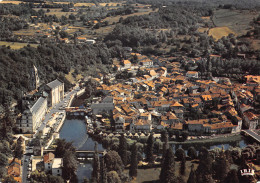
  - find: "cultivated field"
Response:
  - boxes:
[208,27,236,40]
[198,27,209,33]
[0,41,38,49]
[45,8,77,18]
[103,8,158,24]
[212,9,258,36]
[0,1,22,4]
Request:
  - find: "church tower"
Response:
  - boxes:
[30,65,40,91]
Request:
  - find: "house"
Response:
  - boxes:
[186,71,199,78]
[91,103,114,115]
[44,152,55,172]
[7,158,22,182]
[243,111,259,130]
[86,39,96,44]
[123,60,131,69]
[76,37,86,43]
[114,115,125,132]
[17,97,48,133]
[130,119,152,132]
[52,158,63,176]
[139,59,153,67]
[43,152,63,176]
[44,79,64,107]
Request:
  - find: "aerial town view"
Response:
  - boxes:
[0,0,259,182]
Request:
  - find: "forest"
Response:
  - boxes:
[0,43,125,106]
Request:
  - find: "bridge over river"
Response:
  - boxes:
[241,130,260,143]
[43,149,106,158]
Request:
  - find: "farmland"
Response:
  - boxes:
[208,27,236,40]
[212,9,258,36]
[0,41,38,49]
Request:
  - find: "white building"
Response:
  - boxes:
[186,71,199,78]
[43,152,62,176]
[51,158,63,176]
[45,79,64,107]
[17,97,47,133]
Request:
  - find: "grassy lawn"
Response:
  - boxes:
[126,160,198,183]
[0,41,38,49]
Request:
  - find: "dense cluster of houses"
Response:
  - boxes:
[91,53,260,135]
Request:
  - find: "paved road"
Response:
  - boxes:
[22,154,30,183]
[21,85,80,183]
[36,86,80,134]
[244,130,260,142]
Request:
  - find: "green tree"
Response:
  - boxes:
[196,147,213,183]
[187,164,197,183]
[213,152,230,181]
[145,133,154,164]
[14,137,23,159]
[224,169,239,183]
[92,143,101,183]
[107,171,121,183]
[101,157,107,183]
[118,134,127,166]
[188,146,197,160]
[104,151,124,176]
[0,153,8,167]
[55,139,76,158]
[160,148,177,183]
[162,132,169,163]
[180,155,186,175]
[62,151,78,182]
[175,148,185,161]
[129,143,138,178]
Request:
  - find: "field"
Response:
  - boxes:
[208,27,236,40]
[0,1,22,4]
[65,69,83,84]
[0,41,38,49]
[212,9,258,36]
[45,8,77,18]
[251,39,260,51]
[198,27,209,33]
[103,8,158,24]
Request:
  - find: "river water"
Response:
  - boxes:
[59,119,249,182]
[59,119,103,182]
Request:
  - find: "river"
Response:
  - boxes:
[59,119,249,182]
[59,119,103,182]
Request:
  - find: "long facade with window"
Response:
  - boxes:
[17,97,47,133]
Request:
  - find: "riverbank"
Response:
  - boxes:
[169,133,243,145]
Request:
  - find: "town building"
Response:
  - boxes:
[43,152,63,176]
[17,97,47,133]
[44,79,64,107]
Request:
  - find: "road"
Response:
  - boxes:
[22,154,30,182]
[21,85,80,183]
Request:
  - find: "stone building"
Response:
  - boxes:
[44,79,64,107]
[17,97,47,133]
